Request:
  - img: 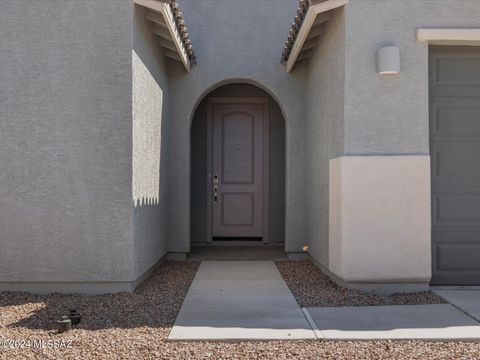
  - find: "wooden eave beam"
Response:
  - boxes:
[152,25,171,40]
[297,49,314,61]
[164,49,181,61]
[134,0,191,72]
[301,38,319,51]
[307,25,325,40]
[313,12,332,26]
[145,11,167,26]
[286,0,348,73]
[158,38,177,52]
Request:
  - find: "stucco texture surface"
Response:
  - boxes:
[344,0,480,155]
[3,0,480,288]
[304,8,346,268]
[132,5,170,279]
[328,156,431,283]
[303,0,480,275]
[0,0,134,282]
[166,0,307,253]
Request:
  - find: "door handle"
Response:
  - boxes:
[213,174,219,203]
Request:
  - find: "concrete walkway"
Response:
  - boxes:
[169,260,480,341]
[168,261,316,340]
[305,304,480,340]
[434,289,480,322]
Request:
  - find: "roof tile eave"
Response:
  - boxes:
[281,0,309,64]
[170,0,196,65]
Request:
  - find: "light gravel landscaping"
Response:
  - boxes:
[275,261,444,307]
[1,260,479,359]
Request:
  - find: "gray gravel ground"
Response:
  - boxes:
[1,260,479,359]
[276,260,444,307]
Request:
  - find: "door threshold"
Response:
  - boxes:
[193,241,283,247]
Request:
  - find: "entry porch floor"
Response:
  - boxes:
[188,245,287,261]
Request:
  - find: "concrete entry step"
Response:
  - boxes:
[188,246,287,261]
[305,304,480,340]
[168,261,316,340]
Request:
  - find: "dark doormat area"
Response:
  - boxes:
[188,246,287,261]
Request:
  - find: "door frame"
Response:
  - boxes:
[205,97,269,244]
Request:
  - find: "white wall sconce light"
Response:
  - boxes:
[377,46,400,75]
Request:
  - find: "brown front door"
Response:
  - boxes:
[208,98,267,238]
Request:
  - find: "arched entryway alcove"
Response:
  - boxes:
[190,83,286,249]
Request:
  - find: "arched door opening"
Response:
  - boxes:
[190,83,286,248]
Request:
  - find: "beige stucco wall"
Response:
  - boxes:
[329,156,432,283]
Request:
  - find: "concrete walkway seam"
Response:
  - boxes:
[302,307,323,340]
[433,290,480,323]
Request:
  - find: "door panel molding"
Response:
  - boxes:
[220,111,255,184]
[221,193,255,226]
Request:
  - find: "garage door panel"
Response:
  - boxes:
[430,47,480,97]
[430,46,480,285]
[434,242,480,271]
[431,143,480,186]
[431,273,480,285]
[431,87,480,98]
[434,57,480,86]
[430,99,480,140]
[433,230,480,243]
[433,191,480,230]
[434,194,480,224]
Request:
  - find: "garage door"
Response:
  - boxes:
[430,46,480,285]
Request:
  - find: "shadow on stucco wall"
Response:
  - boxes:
[132,5,171,278]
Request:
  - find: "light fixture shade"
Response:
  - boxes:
[378,46,400,75]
